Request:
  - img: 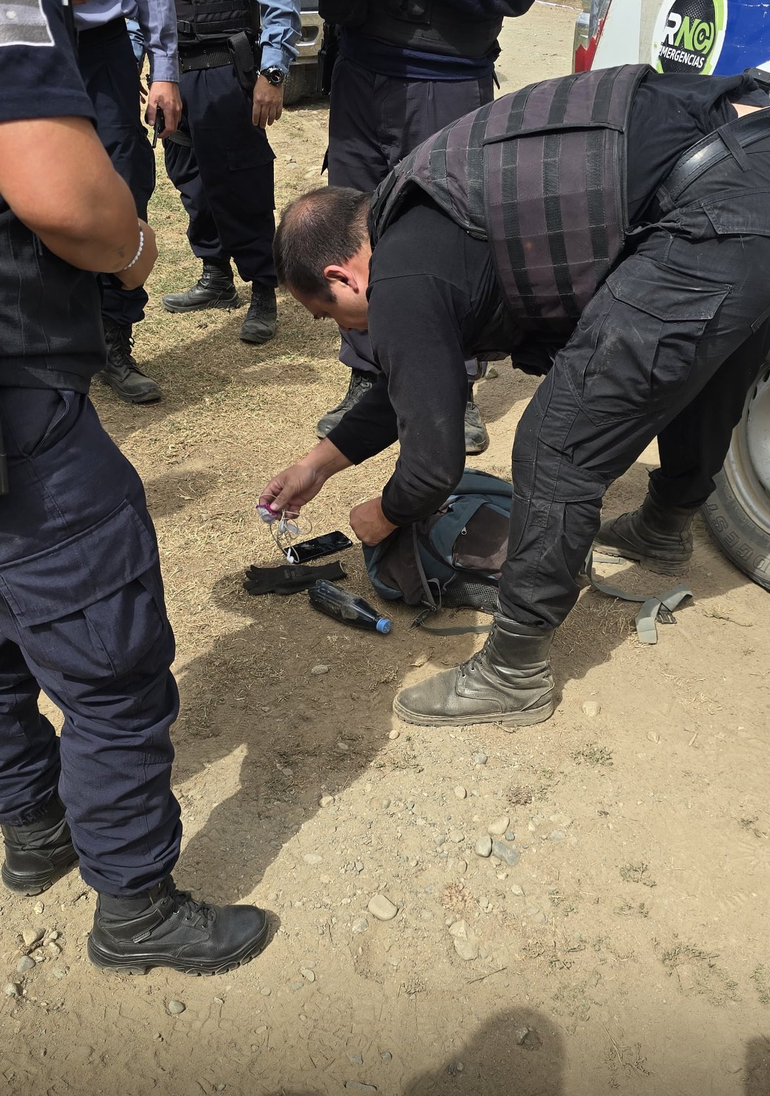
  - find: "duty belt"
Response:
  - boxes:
[178,43,233,73]
[657,107,770,210]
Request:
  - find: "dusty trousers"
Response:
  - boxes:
[499,130,770,629]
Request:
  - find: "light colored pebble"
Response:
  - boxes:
[550,830,566,842]
[311,665,329,675]
[473,752,488,765]
[368,894,398,922]
[474,835,493,858]
[4,983,20,998]
[487,816,510,836]
[511,884,524,896]
[319,796,334,808]
[581,700,601,717]
[21,927,44,948]
[33,903,44,915]
[16,956,35,974]
[388,730,400,741]
[380,1051,392,1062]
[352,917,369,934]
[449,919,469,939]
[300,968,316,983]
[505,830,516,842]
[167,1000,186,1015]
[303,853,323,865]
[47,943,61,958]
[260,987,271,996]
[454,786,467,800]
[454,938,479,962]
[448,830,464,844]
[337,741,350,751]
[51,967,67,980]
[348,1054,363,1065]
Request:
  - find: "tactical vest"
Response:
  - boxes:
[371,65,650,327]
[175,0,257,45]
[0,202,104,392]
[318,0,502,60]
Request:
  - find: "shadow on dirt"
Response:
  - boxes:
[258,1007,564,1095]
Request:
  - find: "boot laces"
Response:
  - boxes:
[108,326,140,372]
[168,885,217,927]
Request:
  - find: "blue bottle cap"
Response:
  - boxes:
[376,617,392,635]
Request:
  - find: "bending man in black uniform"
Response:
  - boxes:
[315,0,533,453]
[0,0,267,974]
[261,66,770,728]
[161,0,300,345]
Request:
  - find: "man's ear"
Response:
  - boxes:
[324,263,358,292]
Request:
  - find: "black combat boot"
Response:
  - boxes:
[464,384,489,455]
[2,797,78,896]
[97,319,161,404]
[161,262,240,313]
[393,615,555,728]
[88,877,269,976]
[316,369,375,437]
[240,283,277,344]
[595,492,696,574]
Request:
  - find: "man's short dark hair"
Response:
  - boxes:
[273,186,371,301]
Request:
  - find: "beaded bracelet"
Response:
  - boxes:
[121,223,144,271]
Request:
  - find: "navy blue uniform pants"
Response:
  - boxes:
[500,139,770,629]
[0,388,181,896]
[77,18,155,327]
[327,56,494,377]
[164,64,277,286]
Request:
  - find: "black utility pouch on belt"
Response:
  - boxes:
[229,30,260,92]
[318,22,339,94]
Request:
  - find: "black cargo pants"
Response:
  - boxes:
[500,132,770,629]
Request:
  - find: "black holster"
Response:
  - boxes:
[318,21,339,94]
[228,30,259,92]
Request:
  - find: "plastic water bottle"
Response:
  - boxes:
[308,580,392,634]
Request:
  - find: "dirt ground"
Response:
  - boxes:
[3,6,770,1095]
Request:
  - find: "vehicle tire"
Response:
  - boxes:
[283,63,319,106]
[701,361,770,590]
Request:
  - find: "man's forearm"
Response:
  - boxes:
[137,0,179,81]
[298,438,353,479]
[0,117,141,273]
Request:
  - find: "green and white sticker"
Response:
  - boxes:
[651,0,727,74]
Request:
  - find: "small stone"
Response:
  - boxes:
[261,987,272,996]
[352,917,369,934]
[51,968,67,980]
[487,816,510,836]
[505,830,516,842]
[300,968,316,983]
[485,366,499,379]
[303,853,323,865]
[21,927,44,948]
[510,884,524,896]
[380,1051,392,1062]
[454,938,479,961]
[311,664,329,675]
[337,742,350,751]
[491,840,520,867]
[449,919,469,939]
[319,795,334,807]
[448,830,464,844]
[550,830,566,842]
[581,700,601,718]
[368,895,398,921]
[4,983,20,998]
[455,859,468,874]
[33,903,44,915]
[380,798,391,810]
[388,730,400,741]
[475,835,493,858]
[167,1000,186,1015]
[473,752,488,765]
[16,956,35,974]
[31,949,46,964]
[47,931,59,942]
[348,1054,364,1065]
[454,786,467,800]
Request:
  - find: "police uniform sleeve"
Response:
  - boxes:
[0,0,96,124]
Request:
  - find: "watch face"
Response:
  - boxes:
[263,67,284,85]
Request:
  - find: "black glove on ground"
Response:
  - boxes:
[243,560,347,596]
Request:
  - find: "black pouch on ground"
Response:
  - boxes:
[243,559,347,595]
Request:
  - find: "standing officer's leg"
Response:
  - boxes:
[0,389,266,973]
[394,225,770,727]
[77,20,160,404]
[598,322,770,571]
[175,67,278,345]
[0,640,77,895]
[162,77,241,316]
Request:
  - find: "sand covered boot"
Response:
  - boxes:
[595,492,695,574]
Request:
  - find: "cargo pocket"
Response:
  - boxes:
[702,191,770,238]
[577,255,730,425]
[0,501,171,682]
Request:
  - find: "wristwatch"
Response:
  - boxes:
[260,66,285,86]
